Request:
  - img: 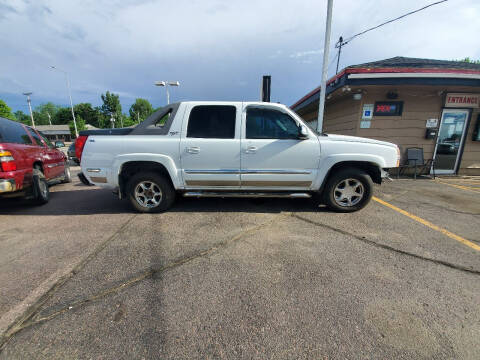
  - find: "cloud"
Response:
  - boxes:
[0,0,479,112]
[290,49,323,59]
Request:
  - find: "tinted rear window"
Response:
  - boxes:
[0,118,32,145]
[187,105,236,139]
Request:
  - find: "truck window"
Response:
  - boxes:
[154,111,171,127]
[187,105,236,139]
[246,108,299,139]
[0,119,33,145]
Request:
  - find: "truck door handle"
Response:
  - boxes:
[245,146,257,154]
[186,146,200,154]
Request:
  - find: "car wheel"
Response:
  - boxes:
[62,162,72,183]
[323,167,373,212]
[126,172,175,213]
[32,168,49,205]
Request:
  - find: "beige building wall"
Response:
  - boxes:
[298,85,480,175]
[323,97,361,136]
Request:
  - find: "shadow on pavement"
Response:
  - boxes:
[0,187,324,216]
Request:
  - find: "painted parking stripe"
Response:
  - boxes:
[434,180,480,193]
[372,196,480,252]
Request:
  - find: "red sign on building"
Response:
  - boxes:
[445,93,480,108]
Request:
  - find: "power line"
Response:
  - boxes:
[343,0,448,44]
[335,0,448,73]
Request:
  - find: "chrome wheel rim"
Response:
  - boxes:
[334,178,364,207]
[134,181,163,208]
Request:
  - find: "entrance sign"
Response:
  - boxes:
[445,93,479,108]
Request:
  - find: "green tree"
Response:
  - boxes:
[74,103,103,127]
[129,98,154,124]
[457,57,480,64]
[34,102,61,125]
[69,116,87,137]
[100,91,122,126]
[14,110,31,125]
[0,100,15,120]
[53,107,73,125]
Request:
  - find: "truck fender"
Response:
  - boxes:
[312,154,385,190]
[112,154,182,189]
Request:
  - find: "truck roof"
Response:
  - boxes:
[173,101,287,107]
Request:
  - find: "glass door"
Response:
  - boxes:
[433,109,469,174]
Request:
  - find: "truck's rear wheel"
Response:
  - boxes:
[323,168,373,212]
[126,172,175,213]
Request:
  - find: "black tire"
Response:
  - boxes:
[126,172,175,213]
[32,168,49,205]
[323,167,373,212]
[61,162,72,183]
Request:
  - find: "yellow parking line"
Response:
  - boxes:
[435,180,480,193]
[372,196,480,252]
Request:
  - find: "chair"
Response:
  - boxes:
[398,147,435,179]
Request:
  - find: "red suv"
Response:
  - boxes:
[0,116,71,204]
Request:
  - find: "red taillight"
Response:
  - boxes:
[75,135,88,161]
[0,151,17,172]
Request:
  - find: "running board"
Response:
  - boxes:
[182,192,311,199]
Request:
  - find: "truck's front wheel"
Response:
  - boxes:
[323,168,373,212]
[126,172,175,213]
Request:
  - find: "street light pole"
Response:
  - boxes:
[154,81,180,105]
[22,92,35,128]
[50,66,78,138]
[110,113,115,128]
[316,0,333,134]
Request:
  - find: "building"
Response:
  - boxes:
[35,125,72,142]
[292,57,480,175]
[35,124,98,142]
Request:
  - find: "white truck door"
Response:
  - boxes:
[240,105,320,189]
[179,103,242,188]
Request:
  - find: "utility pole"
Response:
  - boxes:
[335,36,344,74]
[316,0,333,134]
[22,92,35,128]
[50,66,78,137]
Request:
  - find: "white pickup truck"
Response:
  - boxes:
[76,101,400,213]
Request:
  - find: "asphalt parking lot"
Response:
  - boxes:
[0,168,479,359]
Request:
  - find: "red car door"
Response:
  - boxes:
[24,127,57,179]
[35,130,66,179]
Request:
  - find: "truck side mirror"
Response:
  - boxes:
[298,125,309,140]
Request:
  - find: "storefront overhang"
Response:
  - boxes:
[292,63,480,113]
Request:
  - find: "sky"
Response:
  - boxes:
[1,0,480,114]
